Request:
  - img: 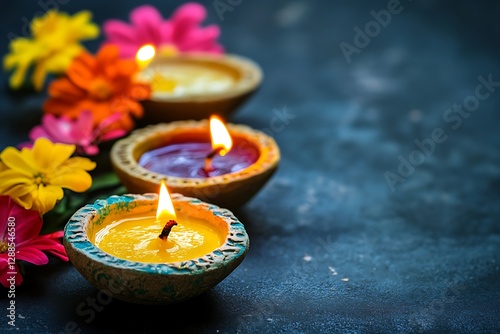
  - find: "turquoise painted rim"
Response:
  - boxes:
[64,193,249,275]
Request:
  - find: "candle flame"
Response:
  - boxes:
[136,44,156,70]
[156,180,176,221]
[209,115,232,156]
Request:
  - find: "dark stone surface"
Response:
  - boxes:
[1,0,499,333]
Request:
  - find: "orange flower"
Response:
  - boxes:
[43,45,150,131]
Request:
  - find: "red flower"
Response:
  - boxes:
[0,196,68,287]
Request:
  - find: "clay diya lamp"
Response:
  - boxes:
[110,118,280,209]
[63,189,249,305]
[135,50,262,123]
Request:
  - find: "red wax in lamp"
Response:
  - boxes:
[138,116,259,178]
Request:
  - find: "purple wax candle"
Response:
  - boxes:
[139,138,259,178]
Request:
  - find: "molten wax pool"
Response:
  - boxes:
[139,141,259,178]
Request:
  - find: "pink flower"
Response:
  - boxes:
[23,111,126,156]
[0,196,68,287]
[103,3,223,58]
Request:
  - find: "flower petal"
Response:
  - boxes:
[127,83,151,100]
[117,114,135,132]
[75,101,112,124]
[103,20,138,46]
[0,177,36,212]
[179,26,223,52]
[40,115,76,143]
[5,48,35,89]
[32,138,75,171]
[130,5,164,46]
[81,145,99,156]
[44,100,82,119]
[69,10,100,41]
[66,51,96,90]
[159,21,173,43]
[73,110,94,140]
[29,124,49,142]
[32,184,63,214]
[0,170,33,193]
[60,157,96,171]
[16,247,49,266]
[0,147,37,176]
[111,44,141,59]
[46,77,86,103]
[42,44,83,73]
[101,129,126,141]
[1,184,36,211]
[96,44,120,67]
[32,61,49,92]
[50,168,92,192]
[172,2,206,28]
[2,197,43,244]
[22,233,68,262]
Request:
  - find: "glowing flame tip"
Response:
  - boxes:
[136,44,156,62]
[156,180,176,221]
[209,116,232,156]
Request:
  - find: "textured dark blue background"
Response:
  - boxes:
[1,0,499,333]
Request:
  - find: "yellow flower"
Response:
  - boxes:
[3,10,99,91]
[0,138,96,214]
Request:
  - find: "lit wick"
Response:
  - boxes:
[204,116,232,173]
[158,220,178,241]
[204,147,223,172]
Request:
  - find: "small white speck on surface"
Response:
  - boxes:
[341,278,349,282]
[18,314,25,319]
[303,255,312,262]
[267,318,274,323]
[328,266,338,276]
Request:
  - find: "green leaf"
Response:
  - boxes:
[88,172,121,192]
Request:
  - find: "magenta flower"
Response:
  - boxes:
[0,196,68,287]
[103,3,223,58]
[24,111,126,156]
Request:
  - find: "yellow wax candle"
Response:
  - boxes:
[92,214,224,263]
[145,63,236,96]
